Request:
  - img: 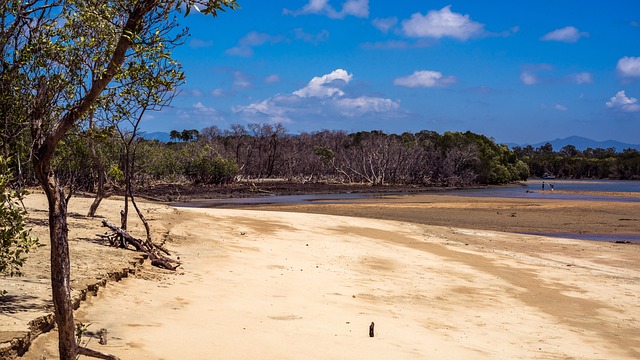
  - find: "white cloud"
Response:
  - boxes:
[234,69,401,124]
[193,102,218,114]
[177,102,225,125]
[541,26,588,43]
[293,69,352,97]
[341,0,368,18]
[606,90,640,112]
[233,71,252,89]
[228,29,332,57]
[361,39,435,50]
[237,96,293,124]
[372,17,398,33]
[226,32,282,57]
[401,6,485,40]
[284,0,369,19]
[553,104,568,111]
[211,88,225,97]
[264,74,281,84]
[617,56,640,78]
[189,38,213,48]
[520,72,538,85]
[393,70,456,88]
[571,72,593,84]
[293,28,330,44]
[334,97,399,117]
[520,66,591,86]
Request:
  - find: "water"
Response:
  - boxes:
[449,179,640,202]
[174,179,640,208]
[522,233,640,243]
[172,179,640,243]
[173,192,391,208]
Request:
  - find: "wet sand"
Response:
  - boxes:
[5,192,640,359]
[250,193,640,238]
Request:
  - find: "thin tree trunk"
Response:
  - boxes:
[121,147,130,230]
[129,191,151,245]
[87,120,106,217]
[88,168,105,217]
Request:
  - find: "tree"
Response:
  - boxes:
[86,123,116,217]
[169,128,199,142]
[3,1,239,358]
[0,156,39,281]
[106,48,184,237]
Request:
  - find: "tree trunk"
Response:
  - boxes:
[129,191,152,246]
[87,169,105,217]
[87,120,106,217]
[34,162,78,359]
[121,146,130,230]
[128,139,151,245]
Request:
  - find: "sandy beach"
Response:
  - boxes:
[2,190,640,359]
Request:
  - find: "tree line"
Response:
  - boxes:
[197,124,530,186]
[4,123,531,194]
[514,143,640,180]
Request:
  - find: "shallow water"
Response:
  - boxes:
[522,232,640,243]
[172,179,640,243]
[172,192,394,208]
[456,179,640,202]
[173,179,640,208]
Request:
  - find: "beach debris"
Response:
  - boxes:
[249,182,275,195]
[100,220,180,270]
[98,328,108,345]
[369,322,375,337]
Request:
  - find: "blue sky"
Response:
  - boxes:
[144,1,640,145]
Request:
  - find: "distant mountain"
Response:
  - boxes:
[508,136,640,152]
[140,131,170,142]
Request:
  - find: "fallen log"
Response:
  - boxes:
[101,220,180,271]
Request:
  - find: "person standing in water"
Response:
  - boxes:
[542,181,545,190]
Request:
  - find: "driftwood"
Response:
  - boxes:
[101,220,180,270]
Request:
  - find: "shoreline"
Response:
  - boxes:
[4,191,640,359]
[130,180,522,202]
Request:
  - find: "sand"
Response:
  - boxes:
[2,191,640,359]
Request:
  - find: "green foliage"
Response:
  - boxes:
[516,144,640,179]
[0,157,39,277]
[513,160,530,180]
[170,129,199,142]
[53,130,93,190]
[108,163,125,183]
[185,145,238,185]
[135,140,184,180]
[75,321,91,344]
[313,146,335,166]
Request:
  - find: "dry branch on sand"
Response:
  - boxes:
[99,220,179,271]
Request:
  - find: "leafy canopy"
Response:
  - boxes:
[0,157,39,278]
